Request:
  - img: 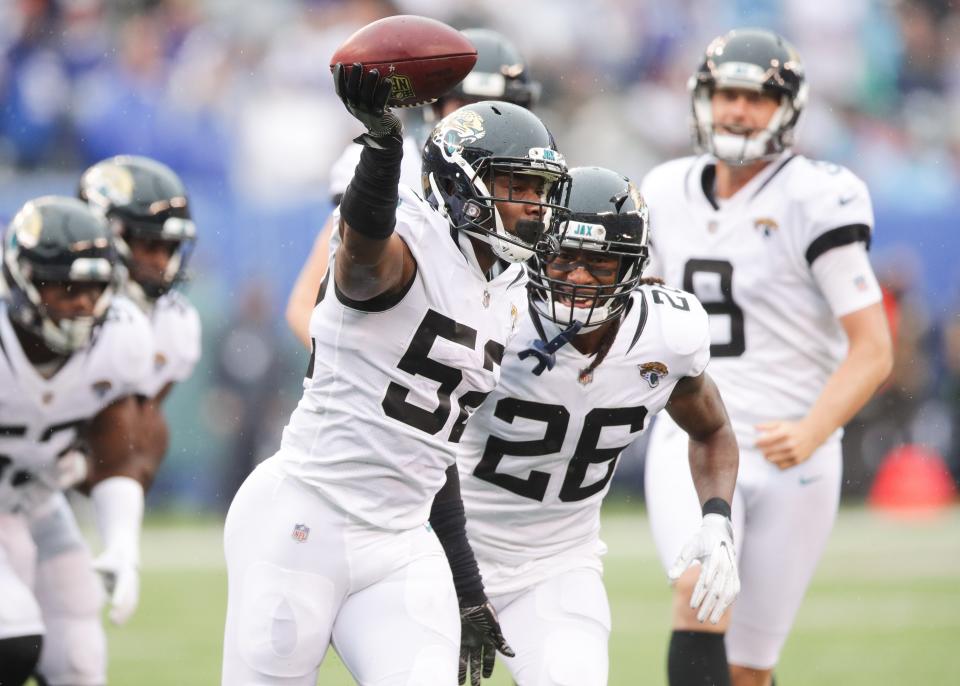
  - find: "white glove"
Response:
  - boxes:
[668,513,740,624]
[91,476,144,626]
[56,448,89,490]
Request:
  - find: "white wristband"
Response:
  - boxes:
[91,476,144,565]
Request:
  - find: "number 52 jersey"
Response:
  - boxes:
[279,186,528,531]
[0,296,153,515]
[457,285,710,594]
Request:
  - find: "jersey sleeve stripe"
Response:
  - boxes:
[805,223,872,266]
[626,290,649,354]
[333,264,419,313]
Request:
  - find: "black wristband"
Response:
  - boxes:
[339,141,403,240]
[429,497,486,606]
[702,497,731,519]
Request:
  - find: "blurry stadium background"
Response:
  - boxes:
[2,0,959,683]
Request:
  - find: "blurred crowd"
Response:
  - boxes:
[2,0,959,506]
[3,0,960,202]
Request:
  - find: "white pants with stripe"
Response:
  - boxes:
[644,413,841,669]
[221,455,460,686]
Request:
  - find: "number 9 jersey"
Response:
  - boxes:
[642,152,882,446]
[279,186,528,531]
[457,285,710,595]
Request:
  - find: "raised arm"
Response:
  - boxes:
[286,217,335,348]
[331,63,416,303]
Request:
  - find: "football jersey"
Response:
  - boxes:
[327,135,425,201]
[0,297,153,515]
[279,185,528,530]
[136,290,201,398]
[642,153,879,445]
[458,285,710,592]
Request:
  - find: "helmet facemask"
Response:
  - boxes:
[3,213,118,354]
[529,204,649,331]
[690,30,808,165]
[426,146,571,263]
[112,213,196,305]
[79,155,196,307]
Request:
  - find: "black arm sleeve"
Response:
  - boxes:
[338,140,404,240]
[429,464,486,606]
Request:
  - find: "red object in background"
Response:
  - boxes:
[881,285,899,348]
[869,444,957,516]
[329,15,478,108]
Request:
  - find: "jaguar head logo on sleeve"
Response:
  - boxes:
[639,361,669,388]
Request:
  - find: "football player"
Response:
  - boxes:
[285,28,540,348]
[18,156,202,670]
[77,154,202,478]
[220,53,570,685]
[0,196,154,685]
[455,166,739,685]
[641,29,893,686]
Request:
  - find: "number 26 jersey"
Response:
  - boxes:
[457,286,710,593]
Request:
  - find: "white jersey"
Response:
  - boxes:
[458,286,710,593]
[642,152,881,444]
[0,297,153,515]
[279,185,527,530]
[328,135,425,201]
[137,291,201,398]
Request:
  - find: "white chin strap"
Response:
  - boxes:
[711,132,771,164]
[546,296,608,333]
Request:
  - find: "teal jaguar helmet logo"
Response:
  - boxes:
[434,110,486,160]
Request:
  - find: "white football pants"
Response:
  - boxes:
[490,566,610,686]
[644,413,841,669]
[222,456,460,686]
[1,494,106,685]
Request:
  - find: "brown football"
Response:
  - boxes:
[329,15,477,108]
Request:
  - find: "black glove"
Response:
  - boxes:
[459,600,515,686]
[332,62,403,147]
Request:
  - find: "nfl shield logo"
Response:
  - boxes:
[291,523,310,543]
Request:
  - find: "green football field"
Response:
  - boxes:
[91,504,959,685]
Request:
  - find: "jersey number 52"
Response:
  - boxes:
[382,309,504,442]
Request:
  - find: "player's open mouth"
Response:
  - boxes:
[717,124,758,137]
[555,292,594,308]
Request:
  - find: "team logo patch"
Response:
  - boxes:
[638,361,669,388]
[81,161,135,211]
[12,202,44,249]
[92,380,113,398]
[388,73,415,102]
[434,110,485,161]
[154,352,168,371]
[754,217,779,237]
[291,523,310,543]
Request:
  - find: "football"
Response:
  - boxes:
[329,15,477,108]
